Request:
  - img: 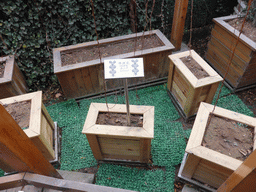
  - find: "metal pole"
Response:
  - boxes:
[124,78,131,126]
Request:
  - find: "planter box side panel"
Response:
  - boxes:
[12,62,28,95]
[56,65,103,98]
[182,154,233,189]
[237,52,256,88]
[192,158,233,189]
[143,50,172,80]
[30,136,55,161]
[98,135,141,162]
[168,63,191,110]
[0,82,15,99]
[206,20,256,89]
[0,64,27,99]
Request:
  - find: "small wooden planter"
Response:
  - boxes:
[181,102,256,189]
[205,15,256,91]
[53,30,174,99]
[82,103,154,163]
[0,55,28,99]
[167,50,223,119]
[0,91,55,161]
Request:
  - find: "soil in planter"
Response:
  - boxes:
[3,101,31,129]
[202,114,254,161]
[180,56,209,79]
[0,61,6,78]
[228,18,256,42]
[61,34,164,66]
[96,112,143,127]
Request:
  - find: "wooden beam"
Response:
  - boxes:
[170,0,189,51]
[24,172,137,192]
[218,148,256,191]
[0,104,62,179]
[0,173,25,190]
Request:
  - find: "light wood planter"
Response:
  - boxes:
[53,30,174,99]
[167,50,223,118]
[82,103,154,163]
[0,91,55,161]
[181,102,256,189]
[205,15,256,91]
[0,55,28,99]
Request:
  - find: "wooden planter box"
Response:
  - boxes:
[181,102,256,189]
[82,103,154,163]
[0,91,55,161]
[0,55,28,99]
[53,30,174,99]
[205,15,256,91]
[167,50,223,118]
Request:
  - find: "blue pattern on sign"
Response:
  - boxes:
[109,61,116,77]
[131,59,139,75]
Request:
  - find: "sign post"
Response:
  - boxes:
[104,58,144,126]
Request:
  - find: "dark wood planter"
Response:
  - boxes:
[53,30,174,99]
[205,15,256,91]
[82,103,154,163]
[0,55,28,99]
[180,102,256,189]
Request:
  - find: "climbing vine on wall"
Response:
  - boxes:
[0,0,236,91]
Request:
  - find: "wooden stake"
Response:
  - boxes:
[124,78,131,126]
[218,147,256,192]
[0,104,62,179]
[170,0,189,51]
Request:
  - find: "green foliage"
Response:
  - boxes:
[0,0,235,91]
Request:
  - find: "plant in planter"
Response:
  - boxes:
[53,30,174,99]
[0,55,28,99]
[82,103,154,163]
[180,102,256,189]
[0,91,56,161]
[167,50,223,119]
[205,13,256,91]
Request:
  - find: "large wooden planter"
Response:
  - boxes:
[181,102,256,189]
[82,103,154,163]
[0,91,55,161]
[0,55,28,99]
[53,30,174,99]
[205,15,256,91]
[167,50,223,118]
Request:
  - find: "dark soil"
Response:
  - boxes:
[3,101,31,129]
[202,114,254,161]
[0,61,6,78]
[96,112,143,127]
[180,56,209,79]
[228,17,256,42]
[61,34,164,66]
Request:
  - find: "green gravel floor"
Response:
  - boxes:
[0,83,254,191]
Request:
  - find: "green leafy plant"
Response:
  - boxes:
[0,0,235,91]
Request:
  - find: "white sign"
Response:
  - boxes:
[104,58,144,79]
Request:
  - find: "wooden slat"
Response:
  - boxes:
[86,135,103,160]
[207,40,246,76]
[218,141,256,191]
[24,172,137,192]
[205,50,240,87]
[181,154,201,179]
[0,173,25,191]
[139,139,151,163]
[0,104,62,178]
[210,35,249,70]
[212,24,253,58]
[98,137,140,156]
[193,159,233,188]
